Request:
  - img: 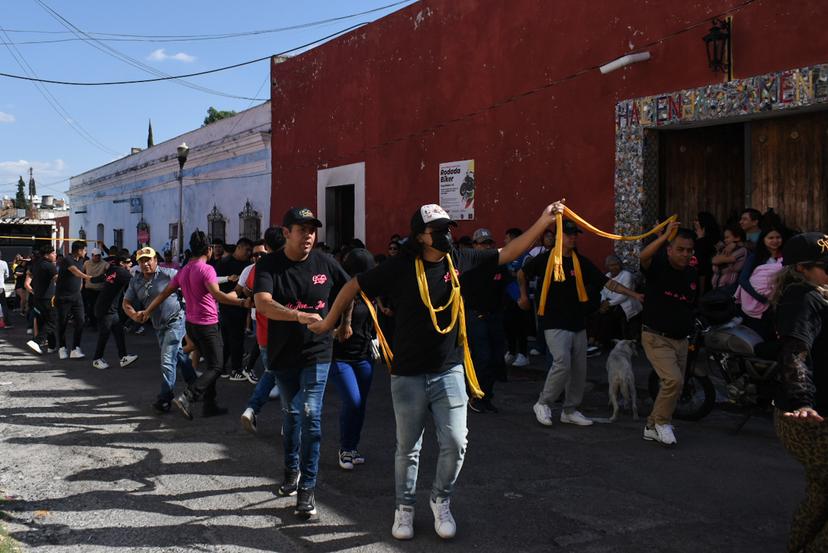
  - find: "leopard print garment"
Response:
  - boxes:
[774,410,828,553]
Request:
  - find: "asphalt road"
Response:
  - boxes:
[0,316,804,552]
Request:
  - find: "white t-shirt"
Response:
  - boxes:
[599,269,642,320]
[239,262,256,317]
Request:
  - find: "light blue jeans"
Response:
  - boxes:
[156,316,196,402]
[275,363,330,490]
[391,364,468,506]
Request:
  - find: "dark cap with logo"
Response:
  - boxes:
[410,204,457,234]
[283,207,322,228]
[472,228,494,243]
[561,220,583,235]
[782,232,828,266]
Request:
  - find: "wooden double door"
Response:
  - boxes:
[659,109,828,232]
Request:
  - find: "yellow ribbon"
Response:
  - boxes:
[360,291,394,370]
[414,255,483,399]
[537,207,678,316]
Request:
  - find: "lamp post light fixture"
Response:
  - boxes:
[703,17,732,79]
[176,142,189,258]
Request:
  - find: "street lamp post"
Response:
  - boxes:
[176,142,189,259]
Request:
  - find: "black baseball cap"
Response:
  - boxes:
[410,204,457,234]
[782,232,828,266]
[283,207,322,228]
[561,220,583,235]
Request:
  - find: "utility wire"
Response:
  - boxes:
[0,21,369,87]
[1,1,414,43]
[0,25,120,156]
[32,0,265,101]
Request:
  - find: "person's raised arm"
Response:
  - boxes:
[639,221,679,270]
[307,278,361,335]
[498,200,564,265]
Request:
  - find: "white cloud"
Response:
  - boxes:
[0,112,15,124]
[147,48,196,63]
[0,159,66,181]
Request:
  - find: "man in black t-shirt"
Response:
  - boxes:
[519,220,642,428]
[461,228,511,413]
[311,201,565,541]
[638,223,697,447]
[26,245,58,355]
[55,240,93,360]
[217,237,252,380]
[253,208,349,520]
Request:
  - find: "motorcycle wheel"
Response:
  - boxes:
[648,371,716,421]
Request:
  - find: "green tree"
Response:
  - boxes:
[202,107,237,126]
[15,176,27,210]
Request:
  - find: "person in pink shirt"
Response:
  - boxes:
[140,230,250,419]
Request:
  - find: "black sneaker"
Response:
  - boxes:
[277,470,300,497]
[152,399,171,414]
[295,488,317,519]
[468,398,485,414]
[202,403,228,417]
[172,391,194,420]
[242,367,259,384]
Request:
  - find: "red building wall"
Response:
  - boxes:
[271,0,828,256]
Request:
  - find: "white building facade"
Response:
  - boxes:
[69,102,271,255]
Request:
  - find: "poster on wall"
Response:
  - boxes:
[439,159,475,220]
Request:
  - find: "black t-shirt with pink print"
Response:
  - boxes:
[358,246,498,376]
[254,249,349,372]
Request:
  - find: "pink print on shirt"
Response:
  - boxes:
[286,300,327,311]
[443,269,461,282]
[312,274,328,285]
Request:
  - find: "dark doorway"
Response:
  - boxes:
[325,184,355,251]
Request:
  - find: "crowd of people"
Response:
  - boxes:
[0,202,824,550]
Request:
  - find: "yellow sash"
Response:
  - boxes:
[537,207,677,316]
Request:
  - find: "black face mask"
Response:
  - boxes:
[430,229,453,253]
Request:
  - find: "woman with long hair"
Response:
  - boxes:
[771,232,828,553]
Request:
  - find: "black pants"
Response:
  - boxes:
[220,306,247,372]
[94,311,126,360]
[503,300,528,356]
[0,289,9,320]
[32,298,56,349]
[56,294,85,350]
[82,288,100,326]
[186,321,224,406]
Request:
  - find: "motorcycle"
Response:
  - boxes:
[647,313,781,426]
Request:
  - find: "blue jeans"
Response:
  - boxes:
[247,348,280,413]
[391,365,468,506]
[329,358,373,451]
[275,363,330,490]
[156,317,196,402]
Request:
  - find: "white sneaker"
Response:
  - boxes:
[512,353,530,367]
[643,423,677,446]
[391,505,415,540]
[26,340,43,355]
[241,408,257,434]
[120,354,138,368]
[529,348,542,356]
[430,497,456,539]
[533,402,553,426]
[560,410,593,426]
[92,358,109,370]
[504,353,516,365]
[70,347,85,359]
[58,347,69,360]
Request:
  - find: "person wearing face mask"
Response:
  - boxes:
[309,201,566,541]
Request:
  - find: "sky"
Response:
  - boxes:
[0,0,418,201]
